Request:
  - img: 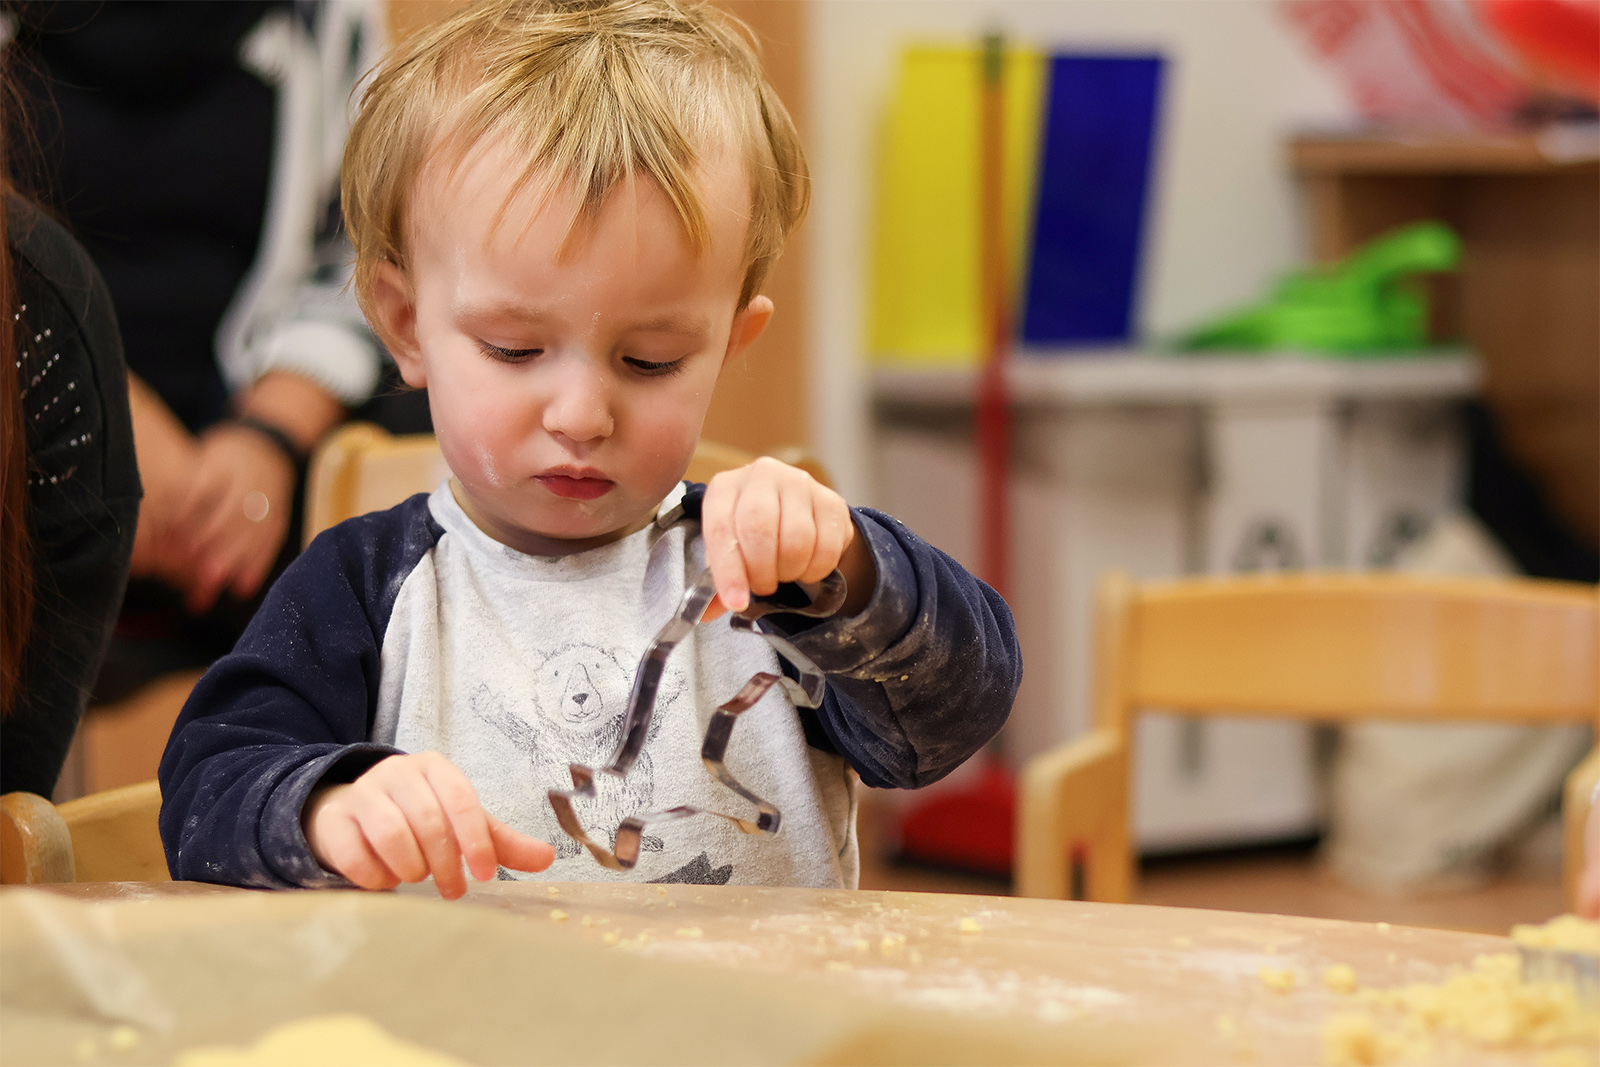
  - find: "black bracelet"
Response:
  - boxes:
[224,415,305,466]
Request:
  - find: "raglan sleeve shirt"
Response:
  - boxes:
[158,491,1021,886]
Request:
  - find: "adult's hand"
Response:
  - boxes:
[170,371,345,613]
[169,423,296,614]
[126,373,201,583]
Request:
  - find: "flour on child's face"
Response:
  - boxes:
[397,137,769,556]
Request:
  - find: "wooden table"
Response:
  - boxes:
[0,881,1578,1066]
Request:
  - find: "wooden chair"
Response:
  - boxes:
[305,421,829,545]
[1015,572,1600,911]
[0,780,168,884]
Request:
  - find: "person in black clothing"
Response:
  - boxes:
[5,1,404,696]
[1,190,140,796]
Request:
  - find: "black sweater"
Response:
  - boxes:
[2,195,141,796]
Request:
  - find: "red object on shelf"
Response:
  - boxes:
[897,758,1017,878]
[1481,0,1600,102]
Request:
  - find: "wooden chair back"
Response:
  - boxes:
[1017,572,1600,909]
[305,422,829,546]
[1115,573,1596,726]
[0,780,167,884]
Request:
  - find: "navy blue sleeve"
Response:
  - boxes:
[773,509,1020,790]
[157,495,443,887]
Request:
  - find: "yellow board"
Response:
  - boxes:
[870,45,1047,366]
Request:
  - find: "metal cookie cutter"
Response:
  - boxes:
[547,567,847,870]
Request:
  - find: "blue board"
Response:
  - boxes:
[1021,54,1165,345]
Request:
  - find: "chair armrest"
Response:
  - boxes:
[58,780,168,883]
[1,791,75,884]
[1563,744,1600,914]
[1015,730,1132,902]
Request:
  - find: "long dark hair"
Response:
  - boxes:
[1,43,34,717]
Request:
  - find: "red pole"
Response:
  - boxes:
[976,33,1011,600]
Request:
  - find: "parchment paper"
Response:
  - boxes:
[0,887,1136,1067]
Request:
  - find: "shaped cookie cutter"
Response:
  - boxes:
[547,567,847,870]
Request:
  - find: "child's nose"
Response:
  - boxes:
[542,364,614,443]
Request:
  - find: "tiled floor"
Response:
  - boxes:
[856,799,1567,936]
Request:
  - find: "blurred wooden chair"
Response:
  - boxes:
[0,780,168,884]
[305,421,829,545]
[1016,573,1600,911]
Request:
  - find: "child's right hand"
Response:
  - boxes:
[303,752,555,899]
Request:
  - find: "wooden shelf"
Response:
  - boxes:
[1291,130,1600,175]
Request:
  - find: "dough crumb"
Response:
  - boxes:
[909,951,923,965]
[676,927,703,939]
[666,900,677,909]
[1325,964,1360,995]
[1512,915,1600,955]
[175,1014,462,1066]
[1171,935,1192,948]
[957,917,982,935]
[549,908,568,922]
[107,1026,140,1051]
[580,915,594,928]
[601,931,620,946]
[656,886,668,896]
[881,932,907,954]
[1375,922,1391,933]
[1216,1015,1236,1038]
[1319,951,1600,1066]
[546,886,560,897]
[854,938,871,953]
[1259,966,1297,993]
[1324,1012,1403,1067]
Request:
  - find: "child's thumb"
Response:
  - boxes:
[487,814,557,872]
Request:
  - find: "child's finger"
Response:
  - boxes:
[733,479,782,596]
[326,813,401,890]
[701,477,749,613]
[422,758,498,883]
[487,814,556,872]
[803,501,853,584]
[387,780,468,898]
[356,794,431,884]
[774,479,818,585]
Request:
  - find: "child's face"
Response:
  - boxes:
[372,137,771,554]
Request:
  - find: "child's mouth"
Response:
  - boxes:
[537,473,614,500]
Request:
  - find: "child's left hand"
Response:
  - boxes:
[701,457,874,620]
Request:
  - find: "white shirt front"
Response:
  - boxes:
[370,484,859,887]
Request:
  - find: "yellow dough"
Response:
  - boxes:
[1512,915,1600,956]
[1324,964,1359,995]
[174,1014,463,1067]
[1259,966,1297,993]
[1321,953,1600,1066]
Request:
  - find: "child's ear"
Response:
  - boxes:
[721,295,774,372]
[367,262,428,388]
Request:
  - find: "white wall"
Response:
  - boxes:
[806,0,1356,502]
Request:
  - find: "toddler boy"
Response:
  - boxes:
[159,0,1019,896]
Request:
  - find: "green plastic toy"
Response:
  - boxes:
[1180,221,1461,355]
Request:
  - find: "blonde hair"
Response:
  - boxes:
[343,0,808,315]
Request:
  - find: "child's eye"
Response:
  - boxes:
[477,340,543,363]
[623,356,686,377]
